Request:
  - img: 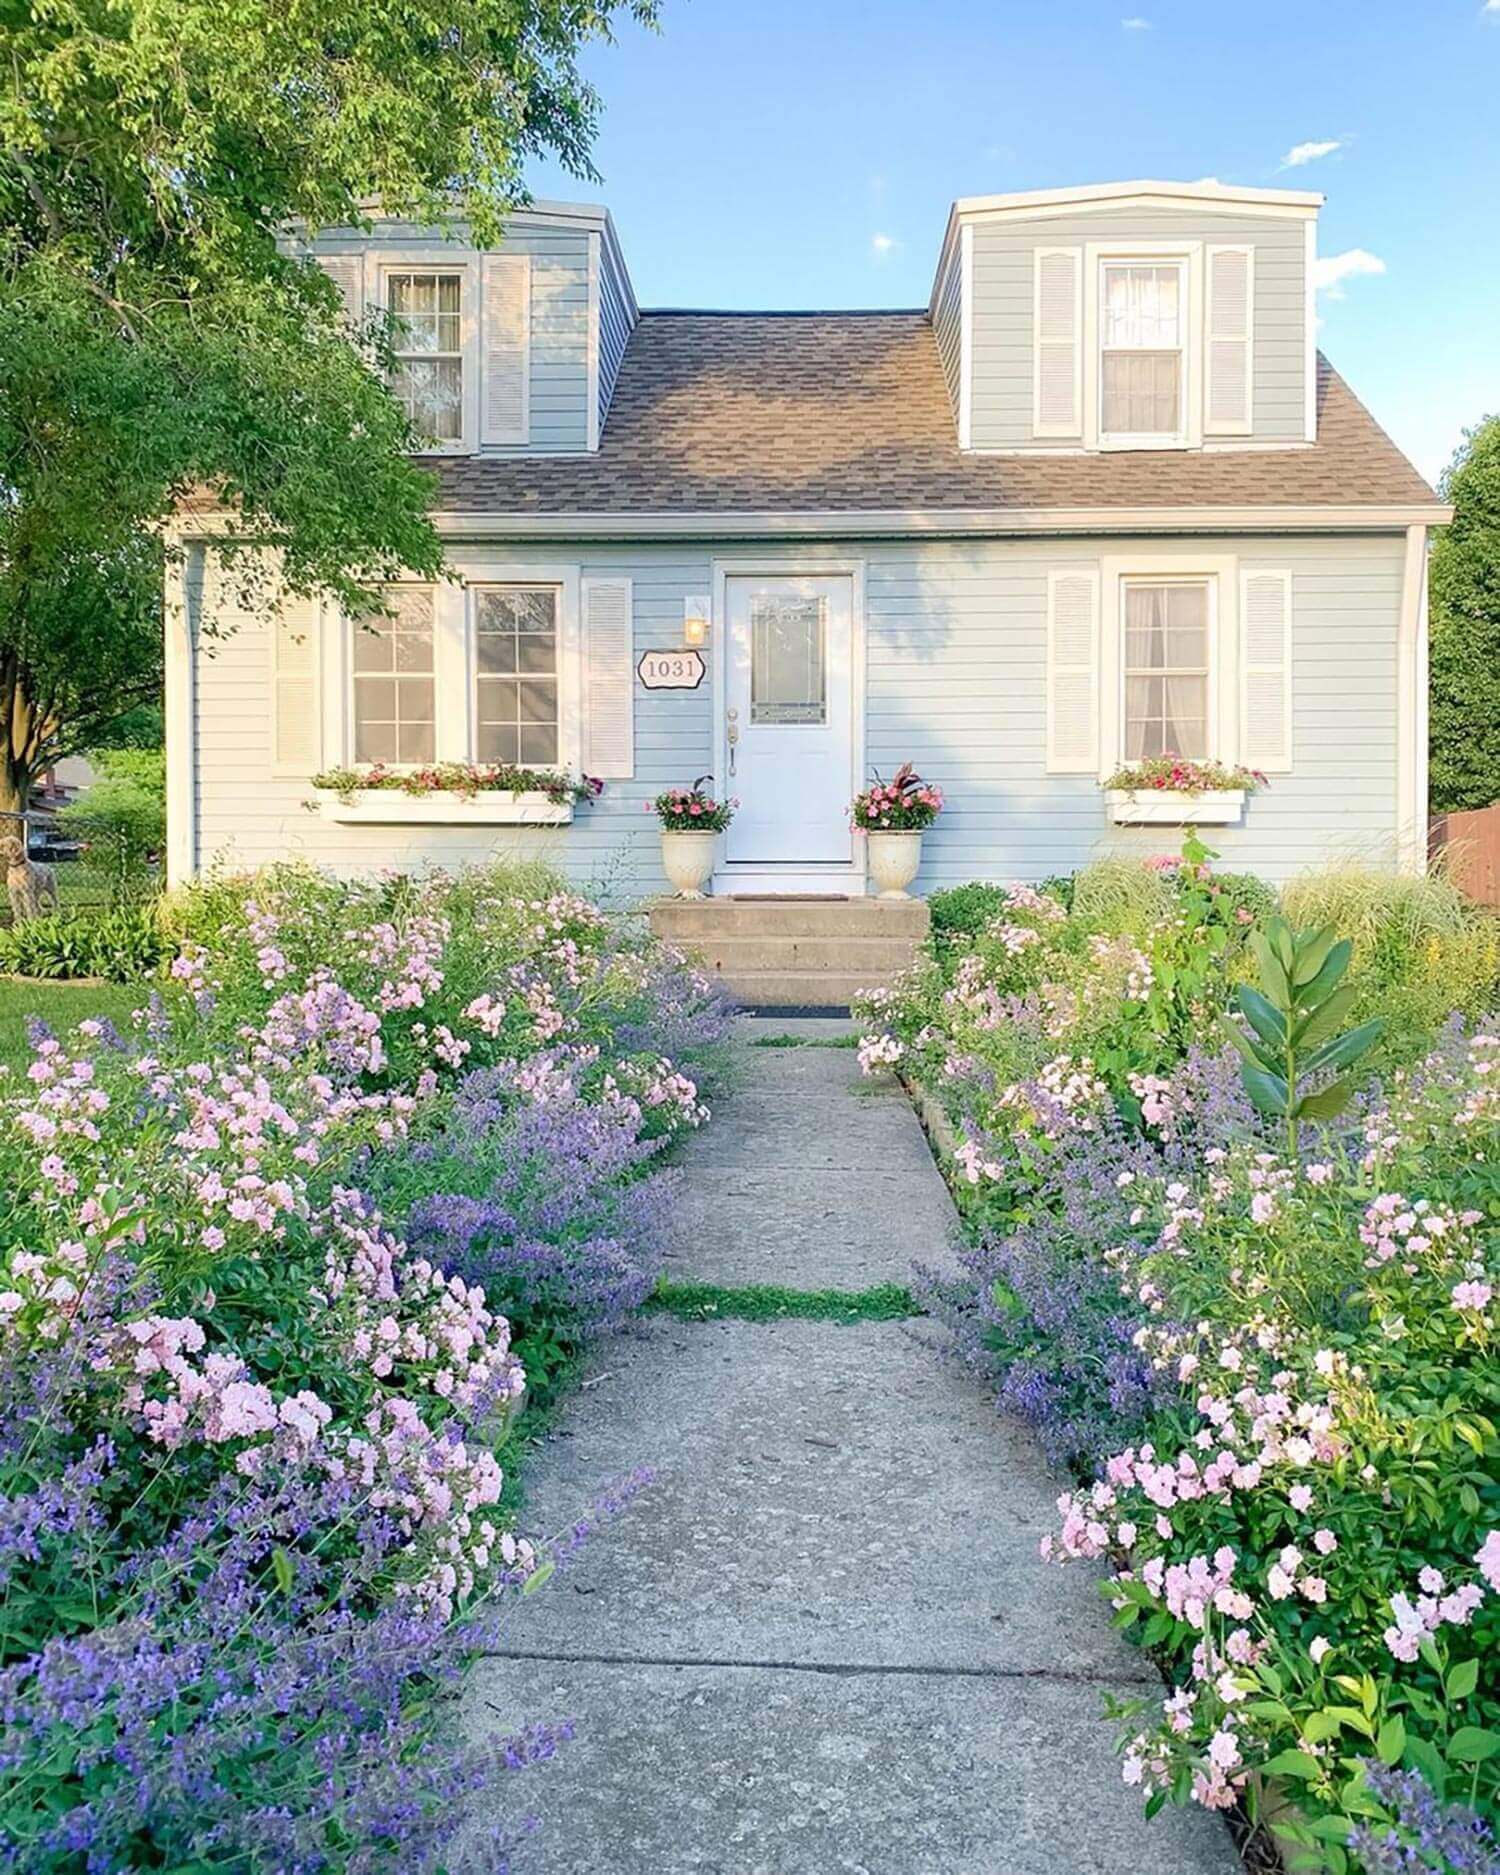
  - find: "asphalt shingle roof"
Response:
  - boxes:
[430,310,1436,517]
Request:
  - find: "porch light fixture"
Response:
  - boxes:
[683,596,710,647]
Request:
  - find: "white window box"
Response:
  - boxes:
[1105,788,1246,826]
[313,789,573,826]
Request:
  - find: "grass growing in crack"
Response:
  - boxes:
[747,1032,859,1049]
[647,1279,921,1324]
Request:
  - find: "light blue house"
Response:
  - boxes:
[166,180,1447,901]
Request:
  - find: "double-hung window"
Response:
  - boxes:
[352,588,435,764]
[1100,260,1186,445]
[387,270,465,445]
[474,587,561,766]
[1122,579,1210,760]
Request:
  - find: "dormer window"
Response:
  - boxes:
[388,271,466,444]
[1100,261,1186,446]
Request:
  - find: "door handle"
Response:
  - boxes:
[726,708,739,776]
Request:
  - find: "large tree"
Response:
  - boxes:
[0,0,652,816]
[1429,415,1500,814]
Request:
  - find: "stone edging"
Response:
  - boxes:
[900,1072,961,1164]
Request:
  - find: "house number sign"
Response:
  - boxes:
[637,648,706,690]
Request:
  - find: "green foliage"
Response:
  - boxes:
[1430,415,1500,812]
[1281,863,1500,1048]
[928,882,1010,949]
[57,748,164,904]
[648,1280,920,1324]
[0,905,169,981]
[0,0,656,803]
[1221,914,1384,1152]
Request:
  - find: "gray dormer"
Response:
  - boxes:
[930,180,1320,453]
[303,200,636,457]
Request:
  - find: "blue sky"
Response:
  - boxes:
[525,0,1500,485]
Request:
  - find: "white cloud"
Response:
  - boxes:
[1281,137,1343,169]
[1121,15,1152,27]
[1312,247,1386,300]
[1485,1,1500,14]
[870,232,899,260]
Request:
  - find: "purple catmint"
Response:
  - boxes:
[1348,1763,1500,1875]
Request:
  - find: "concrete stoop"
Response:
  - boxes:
[648,894,929,1009]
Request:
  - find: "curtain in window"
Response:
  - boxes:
[1123,584,1208,759]
[1102,264,1181,436]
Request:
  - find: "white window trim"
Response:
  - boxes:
[324,566,582,777]
[366,249,480,455]
[338,581,445,771]
[1097,550,1239,780]
[467,578,573,773]
[459,564,583,775]
[1084,243,1203,452]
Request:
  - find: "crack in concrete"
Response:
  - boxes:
[479,1645,1160,1689]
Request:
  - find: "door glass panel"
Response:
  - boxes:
[750,595,826,725]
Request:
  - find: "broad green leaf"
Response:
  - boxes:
[1292,924,1340,988]
[1259,1748,1321,1780]
[1250,931,1291,1004]
[1404,1736,1447,1797]
[1293,1081,1354,1122]
[1242,1064,1291,1117]
[1301,1019,1386,1079]
[1295,938,1354,1010]
[1375,1715,1406,1765]
[1294,982,1357,1050]
[1448,1726,1500,1765]
[1237,983,1288,1050]
[271,1546,295,1595]
[1446,1657,1479,1702]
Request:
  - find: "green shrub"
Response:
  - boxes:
[927,882,1009,948]
[0,906,170,981]
[57,748,165,906]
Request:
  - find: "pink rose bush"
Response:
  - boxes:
[0,860,729,1871]
[855,847,1500,1867]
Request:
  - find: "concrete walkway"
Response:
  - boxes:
[464,1019,1238,1875]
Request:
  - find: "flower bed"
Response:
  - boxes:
[854,850,1500,1871]
[0,861,730,1871]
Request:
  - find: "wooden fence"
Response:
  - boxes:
[1430,803,1500,907]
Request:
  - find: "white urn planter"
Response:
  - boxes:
[660,829,718,898]
[1106,788,1246,827]
[865,830,924,899]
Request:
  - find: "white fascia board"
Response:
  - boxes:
[951,179,1324,217]
[173,504,1452,544]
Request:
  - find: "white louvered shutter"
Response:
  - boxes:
[1206,246,1253,436]
[317,255,364,328]
[1240,570,1293,772]
[1034,248,1082,437]
[271,597,321,777]
[1046,570,1100,774]
[582,577,634,779]
[482,254,530,446]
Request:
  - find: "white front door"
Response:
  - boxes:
[723,574,854,867]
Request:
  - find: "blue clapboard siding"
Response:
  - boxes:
[969,207,1308,449]
[308,218,593,457]
[932,240,964,420]
[189,534,1406,901]
[597,233,635,434]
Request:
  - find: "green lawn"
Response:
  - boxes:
[0,978,144,1072]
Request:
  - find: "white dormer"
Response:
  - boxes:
[302,200,636,457]
[929,179,1320,454]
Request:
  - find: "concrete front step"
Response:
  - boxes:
[678,934,919,973]
[650,895,924,934]
[649,895,930,1009]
